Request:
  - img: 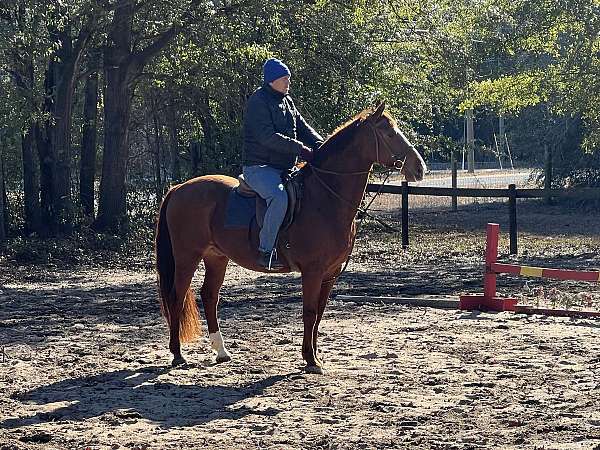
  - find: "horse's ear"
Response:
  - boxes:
[368,102,386,123]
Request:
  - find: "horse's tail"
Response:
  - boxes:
[155,188,201,343]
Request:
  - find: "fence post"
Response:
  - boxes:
[401,181,409,249]
[451,155,458,211]
[459,223,518,312]
[508,184,517,255]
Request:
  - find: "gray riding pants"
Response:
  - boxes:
[242,165,288,253]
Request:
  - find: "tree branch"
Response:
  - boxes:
[131,25,180,70]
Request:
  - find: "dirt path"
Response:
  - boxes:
[1,262,599,450]
[2,201,600,449]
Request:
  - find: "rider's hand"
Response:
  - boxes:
[299,145,314,162]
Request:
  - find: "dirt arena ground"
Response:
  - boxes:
[1,201,599,449]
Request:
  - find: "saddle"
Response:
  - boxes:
[235,166,304,232]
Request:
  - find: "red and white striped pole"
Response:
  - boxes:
[460,223,600,315]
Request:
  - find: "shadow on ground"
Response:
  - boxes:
[2,367,294,429]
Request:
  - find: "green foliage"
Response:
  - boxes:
[2,0,600,241]
[462,72,548,114]
[462,0,600,154]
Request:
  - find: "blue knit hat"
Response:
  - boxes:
[263,58,291,83]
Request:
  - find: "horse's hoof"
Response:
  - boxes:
[171,357,187,367]
[215,353,231,364]
[304,364,324,375]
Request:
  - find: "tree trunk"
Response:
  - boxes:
[0,139,6,242]
[151,102,164,202]
[144,115,162,204]
[544,143,553,204]
[37,25,91,234]
[95,0,180,231]
[466,108,475,173]
[96,63,133,231]
[10,52,53,237]
[199,115,217,173]
[189,141,200,176]
[50,56,75,232]
[35,114,54,236]
[167,101,181,183]
[80,71,99,217]
[22,124,41,234]
[37,60,71,235]
[196,91,220,174]
[9,48,41,235]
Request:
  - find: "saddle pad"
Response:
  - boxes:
[224,189,256,229]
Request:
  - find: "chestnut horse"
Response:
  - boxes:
[155,103,426,374]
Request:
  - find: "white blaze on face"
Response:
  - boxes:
[209,331,231,360]
[393,125,427,174]
[393,125,411,146]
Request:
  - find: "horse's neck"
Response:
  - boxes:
[307,148,373,224]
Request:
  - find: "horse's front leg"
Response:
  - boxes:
[301,271,325,374]
[312,273,338,366]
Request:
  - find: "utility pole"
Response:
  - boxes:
[466,109,475,173]
[498,114,505,154]
[544,144,553,204]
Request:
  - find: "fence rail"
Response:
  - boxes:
[367,183,600,199]
[366,181,600,254]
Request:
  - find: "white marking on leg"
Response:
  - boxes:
[209,331,231,362]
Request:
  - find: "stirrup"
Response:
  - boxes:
[259,249,284,271]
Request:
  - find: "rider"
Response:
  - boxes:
[243,58,324,270]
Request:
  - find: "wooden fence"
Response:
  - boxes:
[366,181,600,254]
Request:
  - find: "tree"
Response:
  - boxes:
[1,0,102,234]
[37,7,97,233]
[94,0,212,231]
[460,0,600,184]
[0,1,45,235]
[79,68,99,218]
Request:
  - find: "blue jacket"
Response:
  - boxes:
[243,83,323,170]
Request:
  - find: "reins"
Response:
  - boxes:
[327,169,394,284]
[310,166,370,176]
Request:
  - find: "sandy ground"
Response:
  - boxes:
[1,202,600,449]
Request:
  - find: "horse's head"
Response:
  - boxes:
[364,103,427,182]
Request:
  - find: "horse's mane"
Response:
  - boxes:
[311,108,395,166]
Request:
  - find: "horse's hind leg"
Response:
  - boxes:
[169,249,204,367]
[200,253,231,363]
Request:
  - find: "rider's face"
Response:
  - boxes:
[270,75,290,94]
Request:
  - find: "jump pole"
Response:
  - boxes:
[460,223,600,312]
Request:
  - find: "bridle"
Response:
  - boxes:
[308,120,409,207]
[367,120,409,172]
